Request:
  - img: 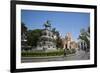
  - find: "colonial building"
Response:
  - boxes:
[78,39,88,51]
[37,21,57,51]
[62,32,78,50]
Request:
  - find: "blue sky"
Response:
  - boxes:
[21,10,90,40]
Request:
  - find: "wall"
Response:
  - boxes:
[0,0,99,73]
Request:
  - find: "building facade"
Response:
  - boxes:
[63,33,78,50]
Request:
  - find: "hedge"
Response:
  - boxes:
[21,49,76,57]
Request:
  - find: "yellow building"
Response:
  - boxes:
[62,32,78,50]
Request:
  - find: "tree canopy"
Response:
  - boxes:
[27,29,42,47]
[21,22,27,35]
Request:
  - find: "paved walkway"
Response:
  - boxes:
[66,50,90,60]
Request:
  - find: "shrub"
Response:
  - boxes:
[21,49,76,57]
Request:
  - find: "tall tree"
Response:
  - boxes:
[52,28,62,49]
[27,29,42,47]
[21,22,27,35]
